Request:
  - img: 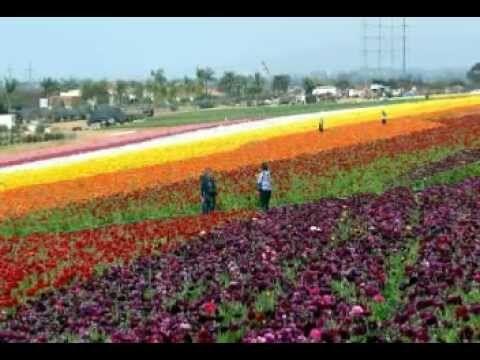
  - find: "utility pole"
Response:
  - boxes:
[7,66,13,80]
[377,17,383,76]
[362,18,368,70]
[26,61,33,84]
[390,17,395,71]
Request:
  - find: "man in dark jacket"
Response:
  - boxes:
[200,168,217,214]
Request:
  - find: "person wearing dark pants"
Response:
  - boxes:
[257,162,272,212]
[200,168,217,214]
[381,110,387,125]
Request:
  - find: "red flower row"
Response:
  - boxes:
[0,210,253,308]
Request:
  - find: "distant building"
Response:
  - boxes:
[49,89,82,109]
[39,98,49,109]
[312,86,338,99]
[0,114,16,129]
[60,89,81,98]
[347,89,363,98]
[369,84,391,98]
[207,88,226,97]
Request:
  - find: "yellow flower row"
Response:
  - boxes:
[0,95,479,193]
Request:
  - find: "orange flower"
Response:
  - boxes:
[0,111,448,220]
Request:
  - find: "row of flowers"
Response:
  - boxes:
[0,96,478,195]
[1,109,480,310]
[2,108,480,228]
[1,177,479,342]
[0,122,228,169]
[0,210,252,308]
[0,108,468,221]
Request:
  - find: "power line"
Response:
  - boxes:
[361,17,409,77]
[377,17,383,74]
[390,17,395,69]
[402,17,407,75]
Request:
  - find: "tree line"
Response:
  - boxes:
[2,62,480,113]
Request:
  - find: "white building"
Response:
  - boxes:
[59,89,81,98]
[312,86,338,98]
[348,89,363,98]
[0,114,16,129]
[39,98,49,108]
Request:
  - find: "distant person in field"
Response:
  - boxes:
[200,168,217,214]
[257,162,272,212]
[318,118,324,132]
[381,110,387,125]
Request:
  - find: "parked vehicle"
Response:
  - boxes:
[87,106,128,127]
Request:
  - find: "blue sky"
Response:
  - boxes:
[0,17,479,80]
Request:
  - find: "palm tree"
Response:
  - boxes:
[115,80,128,105]
[40,77,60,97]
[150,68,167,86]
[218,71,236,97]
[196,67,215,97]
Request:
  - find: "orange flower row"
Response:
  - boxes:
[0,106,474,221]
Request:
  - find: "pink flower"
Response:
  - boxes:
[264,333,275,342]
[309,328,322,341]
[307,287,320,296]
[474,273,480,283]
[349,305,365,317]
[373,294,385,303]
[256,336,267,343]
[319,294,335,307]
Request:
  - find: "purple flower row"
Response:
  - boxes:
[1,179,480,342]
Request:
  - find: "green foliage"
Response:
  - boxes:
[150,68,167,85]
[254,284,282,315]
[272,74,290,94]
[302,77,316,95]
[331,279,357,300]
[218,301,247,326]
[196,67,215,96]
[81,80,109,104]
[35,124,46,135]
[122,96,432,129]
[216,329,245,343]
[40,78,60,97]
[467,63,480,84]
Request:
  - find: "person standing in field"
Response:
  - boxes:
[257,162,272,212]
[200,168,217,214]
[318,118,324,132]
[381,110,387,125]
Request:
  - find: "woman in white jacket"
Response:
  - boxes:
[257,162,272,212]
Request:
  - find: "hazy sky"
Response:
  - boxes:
[0,17,479,80]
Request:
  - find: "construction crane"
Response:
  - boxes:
[261,61,271,76]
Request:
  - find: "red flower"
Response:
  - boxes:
[201,301,217,317]
[455,305,470,321]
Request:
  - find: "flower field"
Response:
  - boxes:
[1,96,480,342]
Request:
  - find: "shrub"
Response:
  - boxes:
[306,94,317,104]
[195,96,215,109]
[35,124,46,135]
